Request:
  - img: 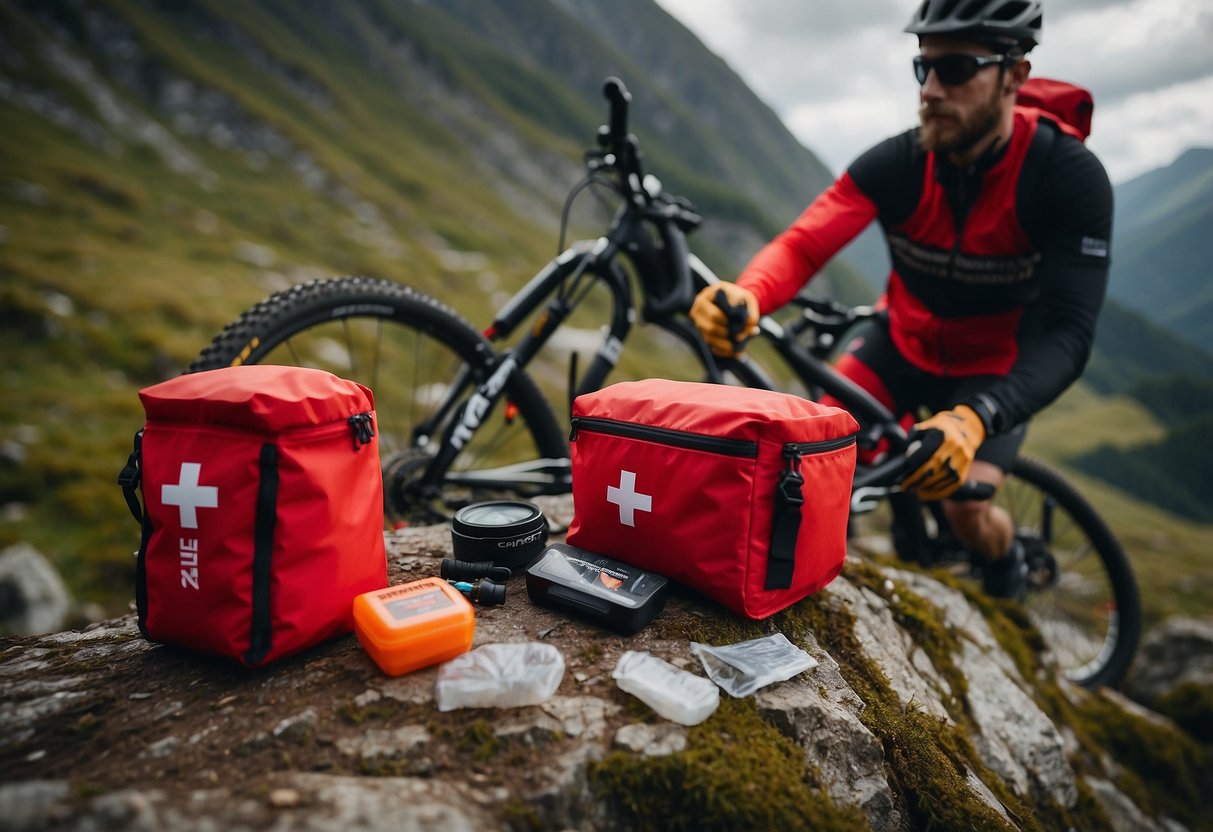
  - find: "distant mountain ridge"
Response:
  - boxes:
[1107,147,1213,354]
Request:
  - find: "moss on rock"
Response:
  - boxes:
[1152,682,1213,745]
[589,697,866,831]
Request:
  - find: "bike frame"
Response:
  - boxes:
[406,76,917,512]
[411,203,720,495]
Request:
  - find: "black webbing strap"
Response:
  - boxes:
[766,466,804,589]
[1016,116,1058,218]
[116,430,155,635]
[243,443,279,666]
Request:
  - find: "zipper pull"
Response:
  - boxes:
[348,413,375,450]
[568,417,580,442]
[777,446,805,507]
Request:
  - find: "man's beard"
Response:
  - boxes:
[918,82,1002,155]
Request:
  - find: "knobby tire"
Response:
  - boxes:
[190,276,569,522]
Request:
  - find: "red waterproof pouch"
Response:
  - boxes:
[566,379,858,620]
[119,366,388,666]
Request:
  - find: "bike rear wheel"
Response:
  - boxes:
[999,455,1140,689]
[190,277,570,524]
[892,454,1140,689]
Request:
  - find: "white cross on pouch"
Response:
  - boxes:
[161,462,219,529]
[606,469,652,527]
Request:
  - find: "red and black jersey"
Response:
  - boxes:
[737,107,1113,434]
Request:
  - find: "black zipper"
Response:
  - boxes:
[570,416,758,457]
[783,434,858,456]
[572,416,857,457]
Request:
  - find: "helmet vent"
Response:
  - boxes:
[937,0,965,20]
[955,0,988,22]
[991,0,1032,22]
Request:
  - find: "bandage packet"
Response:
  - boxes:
[690,632,817,698]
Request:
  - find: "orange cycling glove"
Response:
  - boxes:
[690,283,759,357]
[901,405,987,501]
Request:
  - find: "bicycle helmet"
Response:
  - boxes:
[904,0,1042,51]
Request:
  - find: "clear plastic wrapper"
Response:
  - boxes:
[690,632,817,698]
[435,642,565,711]
[611,650,719,725]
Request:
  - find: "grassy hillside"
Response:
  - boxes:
[0,0,1209,626]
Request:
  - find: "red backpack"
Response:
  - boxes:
[1017,77,1093,142]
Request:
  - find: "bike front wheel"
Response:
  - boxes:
[998,455,1141,689]
[190,276,570,524]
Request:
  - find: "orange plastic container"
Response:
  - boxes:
[353,578,475,676]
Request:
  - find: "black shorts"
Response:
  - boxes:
[834,318,1027,472]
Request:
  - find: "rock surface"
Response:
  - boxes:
[0,501,1205,831]
[0,543,73,635]
[1124,616,1213,703]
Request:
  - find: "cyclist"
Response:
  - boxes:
[690,0,1113,599]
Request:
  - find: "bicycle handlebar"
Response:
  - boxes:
[600,77,645,191]
[603,77,630,151]
[852,449,996,502]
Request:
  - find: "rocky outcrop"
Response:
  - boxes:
[0,544,73,635]
[0,509,1206,831]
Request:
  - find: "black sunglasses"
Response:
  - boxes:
[913,53,1009,86]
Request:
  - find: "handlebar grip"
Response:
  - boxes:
[603,77,631,145]
[950,481,997,502]
[713,288,752,350]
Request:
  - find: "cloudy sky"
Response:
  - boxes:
[654,0,1213,185]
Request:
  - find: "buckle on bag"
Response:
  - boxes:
[117,429,145,524]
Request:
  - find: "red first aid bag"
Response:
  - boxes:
[566,379,858,619]
[118,366,388,666]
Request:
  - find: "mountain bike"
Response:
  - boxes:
[190,78,1139,688]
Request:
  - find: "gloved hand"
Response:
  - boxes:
[690,283,759,357]
[901,405,986,501]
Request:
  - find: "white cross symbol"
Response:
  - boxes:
[161,462,219,529]
[606,469,652,527]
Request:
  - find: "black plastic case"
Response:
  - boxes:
[525,543,668,634]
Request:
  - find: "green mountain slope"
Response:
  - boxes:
[1108,147,1213,352]
[1086,300,1213,396]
